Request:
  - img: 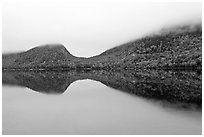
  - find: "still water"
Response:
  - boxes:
[2,70,202,135]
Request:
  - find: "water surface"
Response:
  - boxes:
[2,70,202,135]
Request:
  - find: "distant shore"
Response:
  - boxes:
[3,24,202,71]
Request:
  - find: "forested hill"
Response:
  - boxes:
[3,24,202,70]
[92,24,202,70]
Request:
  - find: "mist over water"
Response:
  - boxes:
[2,1,202,135]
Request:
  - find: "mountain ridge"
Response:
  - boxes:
[3,24,202,70]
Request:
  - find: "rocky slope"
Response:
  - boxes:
[2,24,202,70]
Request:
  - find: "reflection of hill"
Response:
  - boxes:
[3,71,76,94]
[94,70,201,105]
[3,70,201,106]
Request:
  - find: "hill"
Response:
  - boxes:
[3,44,78,69]
[90,24,202,70]
[2,24,202,70]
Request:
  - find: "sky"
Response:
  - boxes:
[2,0,202,57]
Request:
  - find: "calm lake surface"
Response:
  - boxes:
[2,76,202,135]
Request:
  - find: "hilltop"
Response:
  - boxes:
[3,44,77,69]
[2,24,202,71]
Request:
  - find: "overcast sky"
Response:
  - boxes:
[3,0,202,57]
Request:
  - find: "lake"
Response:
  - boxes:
[2,70,202,135]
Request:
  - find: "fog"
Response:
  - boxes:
[3,0,201,57]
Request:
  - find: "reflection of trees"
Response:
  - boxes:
[3,70,201,106]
